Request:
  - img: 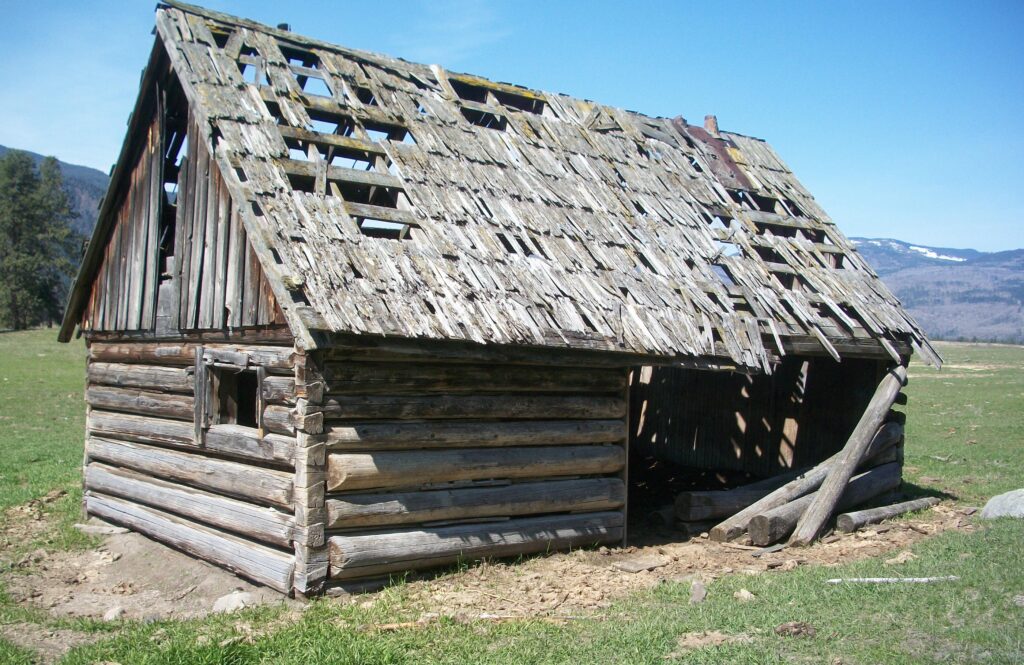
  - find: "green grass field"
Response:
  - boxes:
[1,331,1022,664]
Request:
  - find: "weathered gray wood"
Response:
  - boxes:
[87,385,194,420]
[748,462,902,546]
[86,437,294,508]
[326,478,625,528]
[321,363,626,395]
[263,375,297,403]
[328,511,623,578]
[85,462,297,547]
[327,444,625,491]
[674,468,807,522]
[264,404,322,435]
[321,395,626,420]
[836,497,940,533]
[87,410,294,465]
[323,419,625,451]
[88,362,194,393]
[790,365,908,546]
[89,341,297,370]
[86,492,294,592]
[676,489,780,523]
[709,421,903,542]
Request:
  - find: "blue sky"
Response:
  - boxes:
[1,1,1021,250]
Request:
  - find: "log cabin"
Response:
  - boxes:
[59,1,939,596]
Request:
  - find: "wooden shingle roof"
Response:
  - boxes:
[62,1,939,369]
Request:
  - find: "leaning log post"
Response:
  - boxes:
[708,421,903,542]
[748,462,902,546]
[788,364,908,546]
[836,497,940,533]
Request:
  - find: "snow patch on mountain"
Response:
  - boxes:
[907,246,966,262]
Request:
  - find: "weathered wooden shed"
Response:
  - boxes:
[59,2,938,596]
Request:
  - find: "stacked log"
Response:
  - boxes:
[318,353,630,590]
[82,341,303,594]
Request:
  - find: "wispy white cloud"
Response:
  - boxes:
[388,0,512,67]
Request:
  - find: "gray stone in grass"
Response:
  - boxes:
[213,591,254,613]
[980,489,1024,519]
[102,606,125,622]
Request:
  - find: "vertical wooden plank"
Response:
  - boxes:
[186,127,209,329]
[127,142,149,330]
[212,175,231,329]
[199,143,219,329]
[193,346,208,445]
[225,205,244,328]
[176,123,196,329]
[142,98,165,330]
[243,236,261,326]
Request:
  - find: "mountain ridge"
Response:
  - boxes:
[852,237,1023,344]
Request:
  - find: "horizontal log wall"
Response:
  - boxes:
[83,340,302,594]
[315,354,629,585]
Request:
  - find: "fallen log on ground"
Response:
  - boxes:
[789,364,908,547]
[747,462,902,546]
[836,496,940,533]
[674,467,806,522]
[709,421,903,542]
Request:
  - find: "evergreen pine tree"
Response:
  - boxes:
[0,151,80,329]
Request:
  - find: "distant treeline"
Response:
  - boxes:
[0,150,82,330]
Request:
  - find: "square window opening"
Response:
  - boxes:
[212,367,259,428]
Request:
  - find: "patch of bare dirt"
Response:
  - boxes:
[391,503,974,618]
[2,511,298,624]
[0,494,974,661]
[0,624,98,664]
[665,630,753,657]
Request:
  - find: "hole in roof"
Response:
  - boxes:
[515,236,535,257]
[461,107,506,131]
[635,251,658,274]
[577,308,598,332]
[210,28,232,49]
[495,232,516,254]
[299,75,332,98]
[492,89,545,115]
[530,236,551,260]
[783,198,805,217]
[715,240,742,258]
[632,200,648,217]
[417,102,430,116]
[289,147,312,161]
[386,160,401,175]
[708,215,730,231]
[330,154,375,171]
[234,167,247,183]
[269,247,284,264]
[330,181,401,207]
[712,264,736,287]
[689,156,704,173]
[449,79,488,103]
[831,254,846,270]
[423,299,436,314]
[350,263,363,279]
[237,62,261,85]
[353,85,378,106]
[286,171,316,194]
[280,44,318,68]
[358,218,412,240]
[364,123,416,145]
